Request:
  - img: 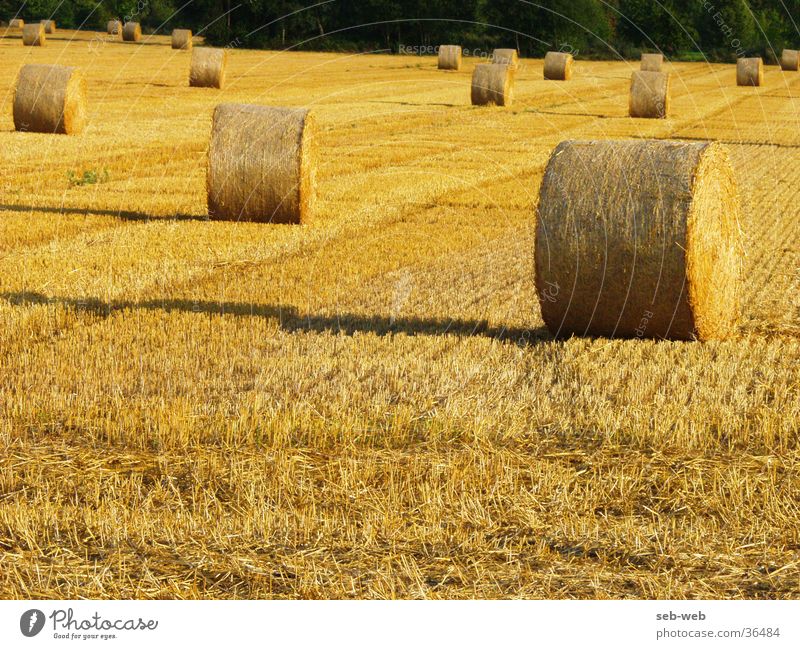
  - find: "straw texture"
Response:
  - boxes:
[629,71,670,118]
[640,53,663,71]
[437,45,462,71]
[780,49,799,71]
[736,58,763,86]
[190,48,227,88]
[491,49,518,70]
[207,104,315,224]
[471,63,514,107]
[22,23,44,46]
[543,51,573,80]
[13,64,87,135]
[172,28,192,50]
[535,139,741,340]
[122,22,141,42]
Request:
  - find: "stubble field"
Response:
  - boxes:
[0,29,799,599]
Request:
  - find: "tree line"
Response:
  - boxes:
[3,1,799,62]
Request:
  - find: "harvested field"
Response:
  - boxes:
[0,31,799,599]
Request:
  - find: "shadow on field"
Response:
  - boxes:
[0,203,203,222]
[1,291,550,345]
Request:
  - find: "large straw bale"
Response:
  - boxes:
[13,64,87,135]
[535,139,741,340]
[122,21,141,42]
[9,18,24,29]
[736,57,763,86]
[471,63,514,107]
[107,20,121,35]
[207,104,315,224]
[543,51,573,80]
[640,53,663,71]
[780,49,799,71]
[172,28,192,50]
[437,45,462,71]
[491,48,518,70]
[40,19,55,33]
[190,47,227,88]
[22,23,45,46]
[629,70,670,118]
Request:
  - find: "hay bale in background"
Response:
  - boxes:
[107,20,121,35]
[122,21,141,42]
[437,45,462,71]
[190,47,227,88]
[544,51,573,80]
[629,70,670,118]
[207,104,315,224]
[736,57,763,86]
[780,49,799,71]
[640,53,663,71]
[172,28,192,50]
[9,18,24,28]
[22,23,45,46]
[535,139,741,340]
[492,48,518,70]
[13,64,87,135]
[471,63,514,106]
[40,19,55,33]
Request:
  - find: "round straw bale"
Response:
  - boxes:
[9,18,24,29]
[640,52,663,71]
[437,45,462,71]
[543,51,573,80]
[40,19,55,33]
[122,21,141,42]
[207,104,316,224]
[172,28,192,50]
[22,23,45,46]
[535,139,741,340]
[736,57,763,86]
[471,63,514,107]
[629,70,670,118]
[492,48,518,70]
[780,49,799,71]
[107,20,121,35]
[190,47,227,88]
[13,64,87,135]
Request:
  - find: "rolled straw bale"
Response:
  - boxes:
[122,21,141,42]
[107,20,121,35]
[736,57,763,86]
[9,18,24,29]
[535,139,741,340]
[172,28,192,50]
[40,19,55,33]
[206,104,315,224]
[13,64,87,135]
[22,23,45,46]
[640,52,663,71]
[437,45,461,71]
[492,48,518,70]
[780,49,799,71]
[543,51,573,80]
[471,63,514,107]
[190,47,227,88]
[629,70,670,118]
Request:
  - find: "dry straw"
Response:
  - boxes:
[629,70,670,118]
[780,49,799,71]
[22,23,45,46]
[207,104,315,224]
[543,51,573,80]
[172,28,192,50]
[736,57,763,86]
[190,47,227,88]
[122,21,141,42]
[107,20,121,35]
[40,19,55,33]
[492,48,518,70]
[640,53,663,71]
[437,45,462,71]
[13,64,87,135]
[471,63,514,106]
[9,18,23,28]
[535,139,741,340]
